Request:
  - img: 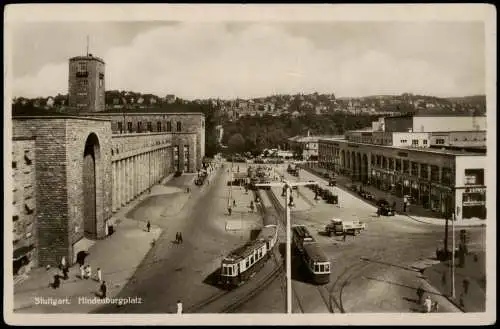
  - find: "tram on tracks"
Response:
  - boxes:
[219,212,279,288]
[292,224,331,285]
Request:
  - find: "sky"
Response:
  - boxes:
[9,21,486,100]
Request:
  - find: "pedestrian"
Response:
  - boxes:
[175,232,180,244]
[100,281,107,299]
[432,301,439,313]
[177,300,183,314]
[96,267,102,283]
[228,207,232,216]
[52,274,61,289]
[85,265,92,280]
[146,221,151,232]
[416,286,424,305]
[403,202,407,213]
[80,265,85,279]
[60,256,67,270]
[233,199,236,207]
[178,232,183,244]
[343,231,347,242]
[62,265,69,280]
[424,295,432,313]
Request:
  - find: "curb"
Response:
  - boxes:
[405,215,486,228]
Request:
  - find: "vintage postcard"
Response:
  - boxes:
[3,3,496,326]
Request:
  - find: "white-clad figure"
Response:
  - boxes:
[424,295,432,313]
[96,267,103,282]
[176,300,183,314]
[80,265,85,279]
[61,256,66,268]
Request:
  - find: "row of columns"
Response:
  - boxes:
[111,147,170,213]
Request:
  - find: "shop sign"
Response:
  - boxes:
[465,187,486,193]
[462,200,486,206]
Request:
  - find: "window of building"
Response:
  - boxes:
[177,121,182,132]
[147,122,153,132]
[395,159,401,171]
[157,121,162,132]
[435,139,445,145]
[464,169,484,185]
[117,122,123,134]
[442,167,453,185]
[137,122,143,133]
[430,165,440,182]
[423,140,428,145]
[99,73,104,87]
[12,161,17,169]
[77,62,87,72]
[13,215,19,222]
[464,137,468,141]
[79,79,88,87]
[412,139,419,146]
[400,139,407,144]
[167,121,172,132]
[127,122,133,133]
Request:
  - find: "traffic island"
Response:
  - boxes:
[422,251,486,312]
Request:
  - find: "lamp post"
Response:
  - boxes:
[451,210,456,298]
[255,178,318,314]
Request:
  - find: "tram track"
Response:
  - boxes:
[186,186,286,313]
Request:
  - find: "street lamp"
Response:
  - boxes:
[255,178,318,314]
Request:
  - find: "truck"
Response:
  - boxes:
[325,218,366,236]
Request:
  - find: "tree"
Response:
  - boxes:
[227,133,246,154]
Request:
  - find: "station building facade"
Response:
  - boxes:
[318,114,487,223]
[10,53,206,274]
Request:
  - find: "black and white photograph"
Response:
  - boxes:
[4,3,496,326]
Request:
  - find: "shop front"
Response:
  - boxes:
[461,187,486,219]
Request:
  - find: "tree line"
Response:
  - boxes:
[222,113,381,155]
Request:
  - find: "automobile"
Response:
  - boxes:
[174,170,183,177]
[325,218,366,236]
[376,199,395,216]
[323,190,339,204]
[363,191,375,201]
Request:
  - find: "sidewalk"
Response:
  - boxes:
[422,251,486,312]
[302,166,485,228]
[13,174,190,313]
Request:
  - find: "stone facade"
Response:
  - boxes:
[86,112,205,171]
[12,112,203,269]
[12,137,37,275]
[68,55,106,112]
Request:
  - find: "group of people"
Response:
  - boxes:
[175,232,184,244]
[417,287,439,313]
[49,254,107,299]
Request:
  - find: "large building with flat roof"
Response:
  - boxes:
[318,114,487,222]
[10,54,206,276]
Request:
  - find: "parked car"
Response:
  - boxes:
[376,199,395,216]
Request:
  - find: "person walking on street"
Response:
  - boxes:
[424,295,432,313]
[62,265,69,280]
[85,265,92,280]
[80,265,85,279]
[52,274,61,289]
[178,232,183,244]
[175,232,180,244]
[343,231,347,242]
[177,300,183,314]
[100,281,107,299]
[147,221,151,232]
[233,199,236,207]
[432,301,439,313]
[96,267,102,283]
[416,286,425,305]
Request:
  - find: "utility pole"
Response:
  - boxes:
[451,210,456,298]
[255,178,318,314]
